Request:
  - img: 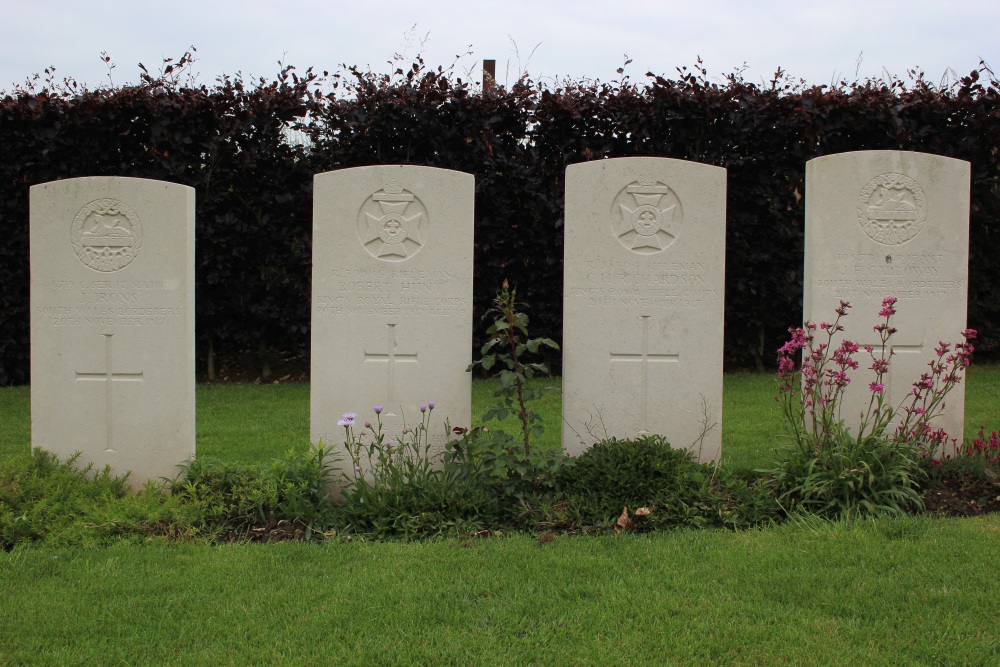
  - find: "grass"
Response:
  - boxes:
[3,367,998,471]
[195,383,309,462]
[1,369,999,664]
[2,517,998,664]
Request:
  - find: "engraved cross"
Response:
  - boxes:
[75,333,143,453]
[364,323,418,408]
[857,332,925,404]
[609,315,680,433]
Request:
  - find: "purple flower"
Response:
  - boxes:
[869,382,885,394]
[419,404,427,413]
[428,401,436,409]
[373,405,383,414]
[344,412,358,420]
[337,418,353,427]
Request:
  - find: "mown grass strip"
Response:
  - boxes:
[2,515,997,665]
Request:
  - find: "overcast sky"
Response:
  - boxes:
[2,0,997,93]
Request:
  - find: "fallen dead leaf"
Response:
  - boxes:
[615,507,632,531]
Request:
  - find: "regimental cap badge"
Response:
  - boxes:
[71,199,143,272]
[857,173,928,246]
[357,181,427,261]
[612,175,683,254]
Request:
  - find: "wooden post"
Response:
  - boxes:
[483,59,496,88]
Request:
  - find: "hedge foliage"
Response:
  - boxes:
[1,54,998,385]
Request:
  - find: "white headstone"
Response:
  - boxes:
[804,150,971,442]
[30,177,196,486]
[311,166,473,471]
[562,157,727,461]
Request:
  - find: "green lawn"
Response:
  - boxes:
[2,517,998,664]
[2,371,999,665]
[3,367,998,471]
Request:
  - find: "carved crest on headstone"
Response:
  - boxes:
[611,174,683,253]
[357,180,427,261]
[71,199,143,272]
[857,173,927,245]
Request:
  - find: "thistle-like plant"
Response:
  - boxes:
[467,280,559,455]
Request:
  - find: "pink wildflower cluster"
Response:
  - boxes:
[775,297,977,459]
[894,328,976,459]
[776,301,857,413]
[967,426,1000,470]
[777,326,813,394]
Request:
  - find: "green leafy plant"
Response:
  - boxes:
[467,280,560,455]
[172,457,275,533]
[267,443,338,539]
[335,404,488,538]
[767,429,926,518]
[444,425,565,526]
[0,449,201,548]
[172,444,338,540]
[927,425,1000,487]
[556,435,725,531]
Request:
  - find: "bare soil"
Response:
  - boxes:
[921,475,1000,517]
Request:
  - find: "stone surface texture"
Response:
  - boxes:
[311,166,473,471]
[804,150,971,442]
[562,157,726,461]
[30,177,195,486]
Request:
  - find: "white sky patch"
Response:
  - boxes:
[1,0,996,91]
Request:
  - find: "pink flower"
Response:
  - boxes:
[870,359,890,374]
[869,382,885,394]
